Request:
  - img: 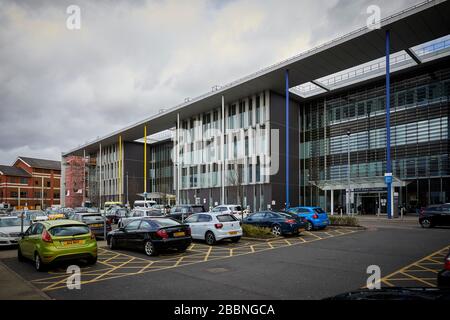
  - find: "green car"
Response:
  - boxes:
[18,220,97,271]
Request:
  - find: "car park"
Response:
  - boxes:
[211,205,248,220]
[107,217,192,256]
[419,204,450,228]
[17,220,97,271]
[168,204,206,222]
[71,212,111,238]
[286,206,330,231]
[184,212,242,245]
[0,216,24,246]
[437,249,450,288]
[117,208,165,228]
[243,211,307,236]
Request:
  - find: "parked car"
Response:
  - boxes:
[17,220,97,271]
[184,212,242,245]
[437,249,450,288]
[286,206,330,231]
[211,205,248,220]
[107,217,192,256]
[133,200,157,209]
[71,212,111,238]
[168,205,206,222]
[13,210,48,223]
[0,216,24,246]
[106,207,130,224]
[117,208,165,228]
[243,211,307,236]
[419,204,450,228]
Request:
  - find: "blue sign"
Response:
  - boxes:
[384,175,393,184]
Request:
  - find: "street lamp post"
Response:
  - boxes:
[347,129,351,216]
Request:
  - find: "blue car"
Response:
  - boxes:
[243,211,307,236]
[287,207,329,231]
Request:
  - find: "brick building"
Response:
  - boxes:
[0,157,61,210]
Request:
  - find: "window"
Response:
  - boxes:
[216,214,237,222]
[20,177,28,184]
[33,224,44,235]
[20,191,27,198]
[10,191,18,198]
[248,99,253,126]
[125,220,141,231]
[185,214,199,223]
[198,214,212,222]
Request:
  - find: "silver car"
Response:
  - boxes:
[0,216,26,246]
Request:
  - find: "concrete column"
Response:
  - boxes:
[330,189,334,215]
[221,95,225,204]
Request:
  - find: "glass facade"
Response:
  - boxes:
[178,91,270,208]
[299,63,450,212]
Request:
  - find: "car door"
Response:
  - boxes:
[441,205,450,226]
[20,224,36,258]
[28,223,44,257]
[197,214,213,239]
[185,214,200,239]
[122,220,142,249]
[246,213,264,227]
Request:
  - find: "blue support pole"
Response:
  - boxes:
[385,30,392,219]
[285,69,290,210]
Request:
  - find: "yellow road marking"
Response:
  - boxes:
[32,227,359,292]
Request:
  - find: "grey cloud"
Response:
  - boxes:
[0,0,424,164]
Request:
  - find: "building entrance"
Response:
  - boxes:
[356,192,387,215]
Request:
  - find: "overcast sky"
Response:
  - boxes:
[0,0,422,164]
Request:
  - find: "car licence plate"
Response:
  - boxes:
[63,240,84,246]
[173,231,185,237]
[298,228,305,232]
[91,224,103,228]
[228,231,238,235]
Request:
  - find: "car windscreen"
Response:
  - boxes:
[49,225,90,236]
[314,208,326,214]
[81,214,103,222]
[234,206,242,211]
[0,218,22,227]
[192,206,205,213]
[150,218,180,227]
[216,214,237,222]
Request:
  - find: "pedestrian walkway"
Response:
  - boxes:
[0,260,49,300]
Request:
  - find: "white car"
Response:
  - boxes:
[184,212,242,245]
[0,216,26,246]
[118,208,165,228]
[211,205,248,220]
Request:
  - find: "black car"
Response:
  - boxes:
[107,217,192,256]
[325,287,450,300]
[168,205,206,222]
[438,249,450,288]
[419,204,450,228]
[243,211,307,236]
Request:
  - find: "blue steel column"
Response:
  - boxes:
[385,30,392,219]
[285,69,290,210]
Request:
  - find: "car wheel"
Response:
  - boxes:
[306,221,314,231]
[17,247,25,262]
[230,237,241,243]
[34,253,46,272]
[144,240,158,256]
[205,231,216,245]
[271,225,282,236]
[108,237,116,250]
[420,219,432,228]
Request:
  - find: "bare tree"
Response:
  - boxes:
[226,162,245,219]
